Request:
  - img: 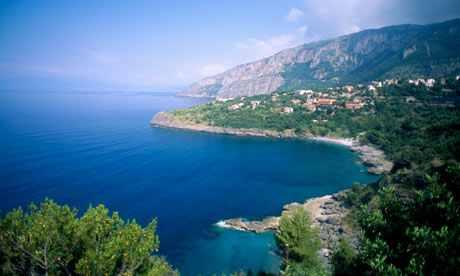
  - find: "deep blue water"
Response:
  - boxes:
[0,91,379,275]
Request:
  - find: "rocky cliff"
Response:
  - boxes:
[177,19,460,98]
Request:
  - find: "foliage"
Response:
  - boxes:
[358,83,460,171]
[330,238,356,276]
[342,181,380,230]
[335,166,460,275]
[219,270,277,276]
[346,182,364,207]
[281,262,331,276]
[0,199,178,276]
[275,207,322,270]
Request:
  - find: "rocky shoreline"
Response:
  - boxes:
[216,217,279,233]
[350,145,393,175]
[150,112,393,175]
[151,111,301,138]
[216,191,357,264]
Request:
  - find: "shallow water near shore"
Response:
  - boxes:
[0,91,379,275]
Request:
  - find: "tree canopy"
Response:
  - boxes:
[0,199,178,276]
[275,206,327,275]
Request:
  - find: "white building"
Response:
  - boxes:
[228,104,240,110]
[426,79,436,87]
[251,101,261,109]
[283,107,294,114]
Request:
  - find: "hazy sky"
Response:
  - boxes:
[1,0,459,91]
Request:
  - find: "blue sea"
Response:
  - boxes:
[0,91,379,275]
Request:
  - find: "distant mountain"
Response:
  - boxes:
[177,19,460,98]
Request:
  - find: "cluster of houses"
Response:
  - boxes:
[222,76,459,113]
[225,85,369,113]
[227,100,262,110]
[366,79,399,92]
[408,78,436,86]
[280,88,366,113]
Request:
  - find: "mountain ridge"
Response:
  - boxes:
[177,18,460,98]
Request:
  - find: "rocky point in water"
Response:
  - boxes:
[217,191,358,264]
[350,145,393,174]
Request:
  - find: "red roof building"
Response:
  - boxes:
[318,98,335,105]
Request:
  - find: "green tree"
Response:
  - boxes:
[330,238,356,276]
[0,199,178,276]
[0,199,80,276]
[345,182,363,207]
[275,207,322,270]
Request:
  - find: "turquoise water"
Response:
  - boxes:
[0,91,379,275]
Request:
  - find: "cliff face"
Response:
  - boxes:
[177,19,460,98]
[178,57,287,98]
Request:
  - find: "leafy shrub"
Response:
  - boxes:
[0,199,178,276]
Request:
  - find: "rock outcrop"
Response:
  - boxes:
[217,191,357,262]
[219,217,280,233]
[177,19,460,98]
[351,145,394,174]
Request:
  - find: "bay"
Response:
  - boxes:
[0,91,379,275]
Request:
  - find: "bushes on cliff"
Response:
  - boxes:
[333,165,460,275]
[331,238,356,276]
[0,199,178,276]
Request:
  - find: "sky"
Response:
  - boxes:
[1,0,460,92]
